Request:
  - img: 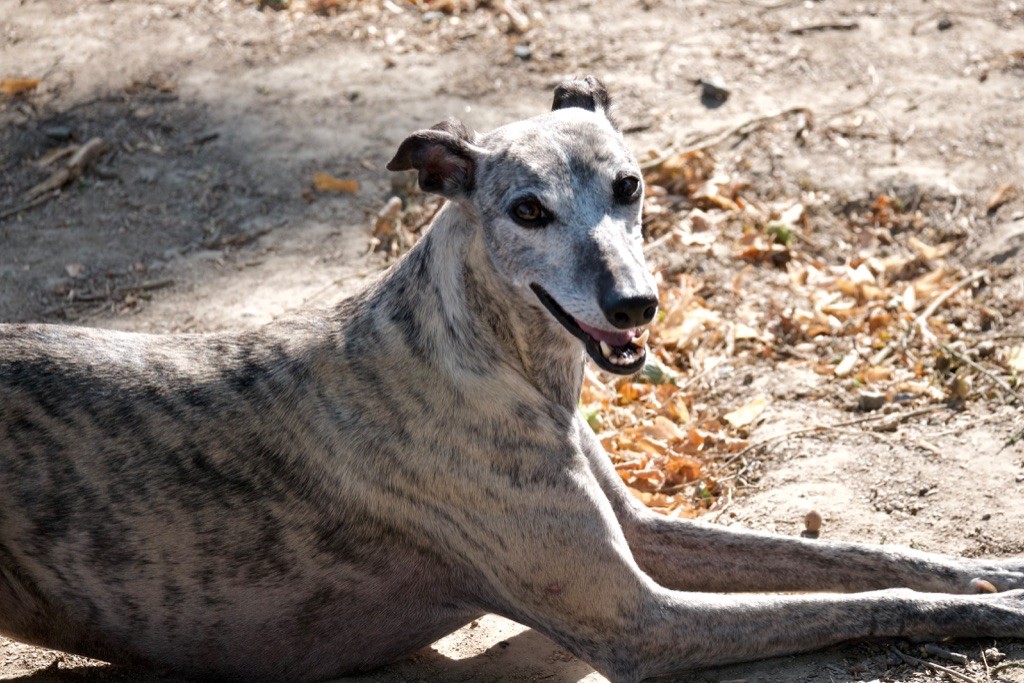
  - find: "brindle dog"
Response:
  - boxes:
[2,77,1023,682]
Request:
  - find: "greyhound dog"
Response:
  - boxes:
[1,77,1023,683]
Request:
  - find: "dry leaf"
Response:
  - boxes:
[862,366,892,382]
[665,455,702,482]
[309,0,343,13]
[902,284,917,312]
[679,231,717,246]
[313,173,360,193]
[722,395,769,428]
[908,236,957,261]
[732,322,760,340]
[373,196,403,239]
[848,263,875,285]
[668,395,690,424]
[646,415,686,442]
[985,183,1017,214]
[834,352,859,377]
[1007,345,1024,373]
[788,261,809,286]
[1,78,41,95]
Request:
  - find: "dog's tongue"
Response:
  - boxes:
[577,320,636,347]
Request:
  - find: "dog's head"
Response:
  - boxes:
[388,76,657,375]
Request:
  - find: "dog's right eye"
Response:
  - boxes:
[510,198,552,227]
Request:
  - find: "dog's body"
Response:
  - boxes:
[2,78,1023,682]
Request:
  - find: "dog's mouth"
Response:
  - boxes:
[530,284,649,375]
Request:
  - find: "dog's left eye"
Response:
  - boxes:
[510,198,552,227]
[613,176,642,204]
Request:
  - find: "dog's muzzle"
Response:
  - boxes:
[530,284,650,375]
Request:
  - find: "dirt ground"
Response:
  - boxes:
[3,0,1024,681]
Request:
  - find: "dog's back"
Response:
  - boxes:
[0,318,479,679]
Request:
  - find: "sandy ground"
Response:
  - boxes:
[2,0,1024,681]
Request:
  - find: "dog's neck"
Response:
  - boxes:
[375,203,584,409]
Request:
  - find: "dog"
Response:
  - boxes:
[1,76,1022,683]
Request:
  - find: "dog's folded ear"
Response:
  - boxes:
[551,75,613,123]
[387,118,479,199]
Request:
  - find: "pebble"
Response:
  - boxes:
[513,43,532,60]
[698,78,730,106]
[950,375,972,400]
[41,124,72,141]
[937,15,953,30]
[804,510,822,533]
[858,390,886,412]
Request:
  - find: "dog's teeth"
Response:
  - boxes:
[600,341,613,359]
[636,329,650,347]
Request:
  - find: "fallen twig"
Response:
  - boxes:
[916,271,988,341]
[641,107,813,170]
[924,643,969,666]
[711,0,802,10]
[719,405,945,467]
[914,437,944,457]
[940,342,1024,452]
[869,270,988,366]
[991,659,1024,674]
[788,21,860,35]
[0,189,60,222]
[890,646,980,683]
[1004,424,1024,451]
[643,75,887,172]
[23,137,107,202]
[66,280,176,304]
[940,343,1024,408]
[125,278,176,292]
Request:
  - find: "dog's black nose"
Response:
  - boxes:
[601,292,658,329]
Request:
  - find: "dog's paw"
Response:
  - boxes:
[969,560,1024,593]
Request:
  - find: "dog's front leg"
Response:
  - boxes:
[478,468,1024,683]
[577,420,1024,595]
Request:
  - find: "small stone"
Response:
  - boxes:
[697,78,730,107]
[41,124,72,141]
[984,647,1006,663]
[950,374,972,400]
[858,390,886,412]
[804,510,822,533]
[937,15,953,30]
[421,10,444,22]
[513,43,532,60]
[137,166,161,184]
[976,340,996,357]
